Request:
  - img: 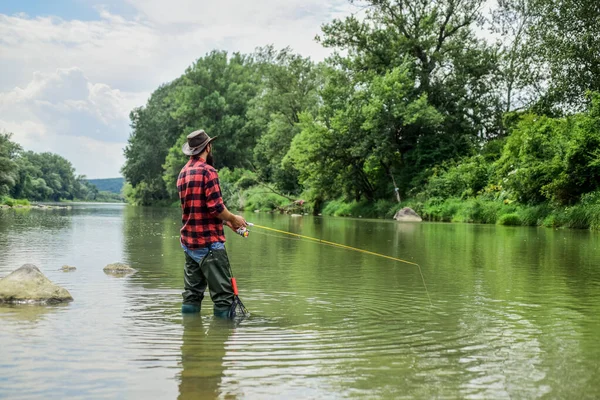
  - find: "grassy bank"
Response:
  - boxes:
[0,196,30,207]
[319,197,600,231]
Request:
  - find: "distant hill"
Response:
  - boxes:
[86,177,125,194]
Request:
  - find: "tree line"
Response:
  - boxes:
[121,0,600,227]
[0,133,121,204]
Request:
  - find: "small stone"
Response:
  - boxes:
[291,214,302,217]
[60,265,77,272]
[0,264,73,304]
[103,262,136,275]
[394,207,422,222]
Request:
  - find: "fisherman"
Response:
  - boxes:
[177,129,247,317]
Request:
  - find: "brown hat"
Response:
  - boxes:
[182,129,218,156]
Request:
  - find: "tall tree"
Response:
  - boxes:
[312,0,499,199]
[527,0,600,113]
[122,79,182,205]
[249,46,323,193]
[0,133,21,196]
[161,51,261,198]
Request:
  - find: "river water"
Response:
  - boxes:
[1,204,599,399]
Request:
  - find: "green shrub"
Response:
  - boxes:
[543,214,559,228]
[498,213,522,226]
[0,197,29,207]
[419,155,492,200]
[517,204,550,226]
[242,187,290,212]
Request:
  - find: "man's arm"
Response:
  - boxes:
[217,207,247,230]
[203,169,247,230]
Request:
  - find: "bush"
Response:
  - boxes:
[498,213,522,226]
[517,204,550,226]
[1,197,29,207]
[242,186,290,212]
[418,155,492,200]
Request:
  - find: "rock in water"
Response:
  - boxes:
[0,264,73,304]
[103,262,136,275]
[394,207,423,222]
[60,265,76,272]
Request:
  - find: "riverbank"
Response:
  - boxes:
[0,196,71,210]
[319,197,600,231]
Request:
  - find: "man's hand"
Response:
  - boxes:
[228,214,247,230]
[217,207,247,230]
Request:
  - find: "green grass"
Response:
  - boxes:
[241,187,290,212]
[1,196,30,207]
[322,199,399,218]
[498,213,522,226]
[318,196,600,231]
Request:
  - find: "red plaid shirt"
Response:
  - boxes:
[177,156,226,249]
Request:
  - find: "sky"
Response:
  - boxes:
[0,0,354,178]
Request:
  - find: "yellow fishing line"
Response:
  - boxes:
[250,224,433,307]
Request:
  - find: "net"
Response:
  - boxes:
[228,277,249,318]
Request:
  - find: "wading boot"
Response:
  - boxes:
[181,304,200,314]
[213,308,230,318]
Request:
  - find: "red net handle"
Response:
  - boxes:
[231,277,239,296]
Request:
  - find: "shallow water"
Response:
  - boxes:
[1,204,600,399]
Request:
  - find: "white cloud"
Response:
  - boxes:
[0,67,144,177]
[0,1,355,178]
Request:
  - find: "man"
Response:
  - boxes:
[177,129,247,317]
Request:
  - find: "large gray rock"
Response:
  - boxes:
[0,264,73,304]
[103,262,136,275]
[394,207,423,222]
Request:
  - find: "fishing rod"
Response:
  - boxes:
[236,223,433,307]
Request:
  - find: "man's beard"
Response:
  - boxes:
[206,152,215,167]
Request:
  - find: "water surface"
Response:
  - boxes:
[1,204,599,399]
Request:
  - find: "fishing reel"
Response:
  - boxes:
[235,222,254,238]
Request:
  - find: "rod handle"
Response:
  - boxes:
[231,277,239,296]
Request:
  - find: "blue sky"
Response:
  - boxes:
[0,0,136,20]
[0,0,352,178]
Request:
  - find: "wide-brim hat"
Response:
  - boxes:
[182,129,218,156]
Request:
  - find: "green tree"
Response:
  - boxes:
[526,0,600,112]
[249,47,323,193]
[0,133,21,196]
[122,79,183,205]
[161,51,262,200]
[320,0,501,139]
[316,0,501,200]
[285,65,443,203]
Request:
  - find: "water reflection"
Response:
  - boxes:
[0,304,67,324]
[178,316,231,400]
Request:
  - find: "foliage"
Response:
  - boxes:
[498,213,522,226]
[1,196,30,207]
[0,133,100,203]
[418,156,492,200]
[526,0,600,112]
[86,178,125,194]
[107,1,600,233]
[494,94,600,205]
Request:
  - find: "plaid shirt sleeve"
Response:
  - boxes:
[204,168,225,216]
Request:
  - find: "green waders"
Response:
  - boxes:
[182,246,234,316]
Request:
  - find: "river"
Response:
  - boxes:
[1,203,599,399]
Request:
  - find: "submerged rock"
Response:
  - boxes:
[60,265,77,272]
[0,264,73,304]
[394,207,423,222]
[103,262,136,275]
